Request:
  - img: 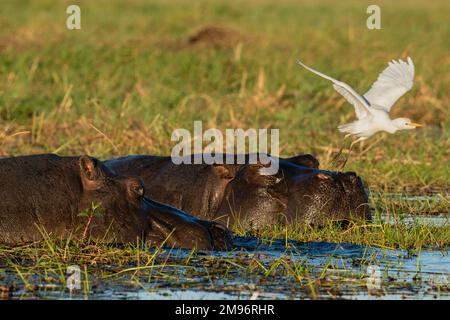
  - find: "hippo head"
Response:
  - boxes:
[278,169,371,226]
[213,159,288,228]
[77,155,150,242]
[79,156,145,214]
[214,154,370,229]
[78,156,231,249]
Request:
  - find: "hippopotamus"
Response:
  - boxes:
[0,154,232,250]
[105,153,371,229]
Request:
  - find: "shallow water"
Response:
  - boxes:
[379,213,449,226]
[2,236,448,300]
[156,238,450,300]
[1,193,449,300]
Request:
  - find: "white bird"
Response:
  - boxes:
[297,57,422,147]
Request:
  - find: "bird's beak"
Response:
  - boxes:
[407,122,423,128]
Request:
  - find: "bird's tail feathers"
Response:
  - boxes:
[338,121,362,135]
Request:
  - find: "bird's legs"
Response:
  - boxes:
[331,134,352,168]
[338,136,367,170]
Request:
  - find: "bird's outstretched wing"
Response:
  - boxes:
[363,57,414,112]
[297,60,372,120]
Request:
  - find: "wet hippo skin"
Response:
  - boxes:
[105,154,371,229]
[0,154,232,250]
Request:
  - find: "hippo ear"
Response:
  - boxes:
[212,164,234,179]
[79,155,100,181]
[243,161,281,186]
[126,178,145,201]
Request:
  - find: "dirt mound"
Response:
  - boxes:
[186,25,243,48]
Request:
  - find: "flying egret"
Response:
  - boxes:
[297,57,422,167]
[298,57,422,143]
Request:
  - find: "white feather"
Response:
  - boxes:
[363,57,414,112]
[297,57,419,140]
[297,60,372,120]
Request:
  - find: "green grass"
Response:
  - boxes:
[0,0,448,191]
[0,0,449,298]
[0,0,448,241]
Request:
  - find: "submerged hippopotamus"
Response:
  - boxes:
[105,153,371,229]
[0,154,231,250]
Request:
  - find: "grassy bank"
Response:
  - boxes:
[0,0,448,192]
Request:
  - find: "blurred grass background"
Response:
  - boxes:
[0,0,448,191]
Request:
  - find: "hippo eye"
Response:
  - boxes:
[135,186,144,198]
[128,181,145,200]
